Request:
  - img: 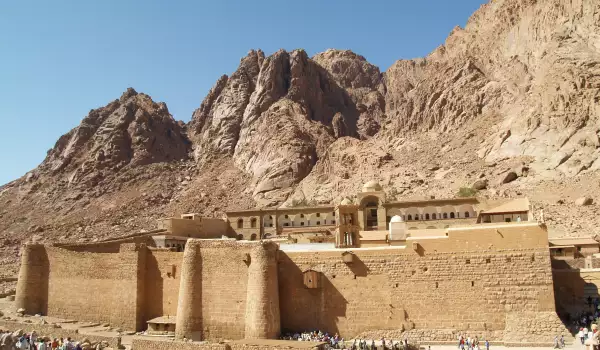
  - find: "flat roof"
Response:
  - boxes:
[384,197,478,207]
[147,316,177,324]
[480,198,530,214]
[359,231,388,241]
[549,237,599,246]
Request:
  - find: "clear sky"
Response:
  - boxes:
[0,0,488,186]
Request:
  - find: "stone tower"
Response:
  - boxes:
[244,241,281,339]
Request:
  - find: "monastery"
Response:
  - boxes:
[13,182,600,345]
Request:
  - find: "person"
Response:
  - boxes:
[39,338,48,350]
[560,335,565,349]
[579,328,586,345]
[371,339,376,350]
[485,339,489,350]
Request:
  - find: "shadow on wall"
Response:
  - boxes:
[38,248,50,316]
[278,253,348,335]
[144,255,164,321]
[346,255,369,278]
[553,265,599,334]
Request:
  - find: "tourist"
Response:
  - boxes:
[38,338,48,350]
[371,339,376,350]
[51,338,59,349]
[579,328,586,344]
[485,339,489,350]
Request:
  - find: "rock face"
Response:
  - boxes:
[190,49,359,204]
[313,49,386,138]
[41,88,189,186]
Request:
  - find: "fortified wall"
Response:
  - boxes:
[15,222,567,344]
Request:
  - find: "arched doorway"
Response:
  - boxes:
[363,197,379,230]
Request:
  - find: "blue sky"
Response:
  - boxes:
[0,0,488,185]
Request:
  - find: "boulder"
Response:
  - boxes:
[500,171,518,184]
[472,179,488,190]
[575,197,593,206]
[16,308,24,313]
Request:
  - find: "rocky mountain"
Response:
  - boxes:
[1,0,600,291]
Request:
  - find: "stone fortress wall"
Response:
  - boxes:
[14,221,568,345]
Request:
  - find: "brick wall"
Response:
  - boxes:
[176,240,261,341]
[278,223,563,343]
[145,250,183,320]
[43,244,146,330]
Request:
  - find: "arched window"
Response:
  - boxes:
[443,213,448,219]
[450,212,455,219]
[432,213,437,220]
[250,218,257,228]
[425,213,430,220]
[465,212,470,218]
[414,214,419,220]
[237,234,243,240]
[250,233,257,241]
[237,219,243,229]
[407,215,412,221]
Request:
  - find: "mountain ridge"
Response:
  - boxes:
[1,0,599,295]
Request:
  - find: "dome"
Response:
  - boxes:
[390,215,404,223]
[340,198,353,206]
[362,180,382,192]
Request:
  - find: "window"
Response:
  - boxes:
[407,215,412,221]
[425,213,430,220]
[300,214,305,218]
[415,214,419,220]
[285,214,289,219]
[370,209,377,217]
[237,219,243,229]
[316,221,320,225]
[443,213,448,219]
[471,281,475,287]
[284,223,289,227]
[250,233,257,241]
[316,213,320,217]
[250,218,257,228]
[450,212,455,219]
[506,257,511,262]
[486,258,491,264]
[466,259,470,264]
[435,282,439,289]
[332,220,336,225]
[332,212,335,216]
[505,218,512,222]
[465,212,470,218]
[432,213,437,220]
[301,222,305,226]
[578,246,582,252]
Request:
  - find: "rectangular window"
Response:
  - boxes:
[316,213,321,217]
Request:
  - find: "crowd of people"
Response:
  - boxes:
[457,335,489,350]
[279,330,413,349]
[0,329,104,350]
